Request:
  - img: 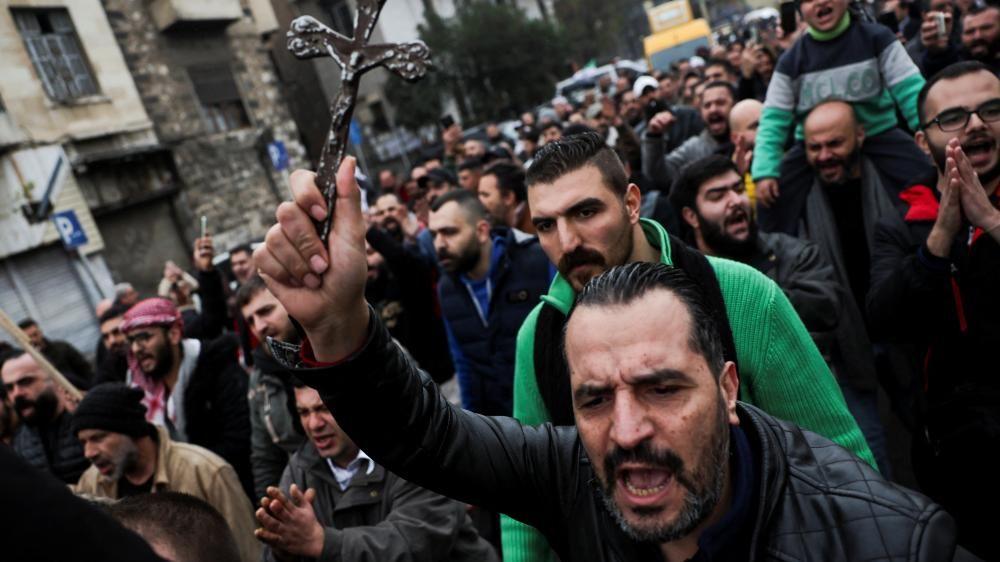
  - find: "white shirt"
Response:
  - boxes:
[326,450,375,491]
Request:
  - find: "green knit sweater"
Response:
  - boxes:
[500,219,875,562]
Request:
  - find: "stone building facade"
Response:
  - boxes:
[100,0,308,268]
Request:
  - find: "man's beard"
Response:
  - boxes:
[599,395,730,542]
[100,439,140,483]
[698,209,758,259]
[814,145,862,187]
[963,36,1000,63]
[927,136,1000,185]
[141,341,174,381]
[438,242,481,275]
[381,218,403,241]
[14,388,59,426]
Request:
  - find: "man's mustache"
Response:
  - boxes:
[558,247,605,275]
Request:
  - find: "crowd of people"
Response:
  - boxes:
[1,0,998,560]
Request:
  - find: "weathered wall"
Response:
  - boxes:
[101,0,308,251]
[0,0,153,144]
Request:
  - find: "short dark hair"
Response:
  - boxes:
[107,492,240,562]
[430,188,489,222]
[482,161,527,203]
[0,347,26,373]
[569,262,725,376]
[526,131,628,196]
[705,58,737,77]
[234,275,269,313]
[701,80,738,102]
[917,61,996,125]
[669,155,741,213]
[458,157,484,172]
[541,121,563,133]
[98,302,131,325]
[229,243,252,257]
[17,318,37,331]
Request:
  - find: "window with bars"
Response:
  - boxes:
[187,63,251,134]
[11,8,100,103]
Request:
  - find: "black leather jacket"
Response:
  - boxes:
[288,312,973,561]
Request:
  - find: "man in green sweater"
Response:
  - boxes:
[752,0,934,235]
[501,132,876,562]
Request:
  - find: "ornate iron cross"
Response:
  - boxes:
[288,0,431,241]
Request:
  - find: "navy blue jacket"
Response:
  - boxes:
[438,228,552,415]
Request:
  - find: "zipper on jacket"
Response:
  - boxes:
[949,264,968,334]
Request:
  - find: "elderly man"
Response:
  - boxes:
[255,380,498,561]
[1,348,88,483]
[74,383,259,562]
[121,297,252,493]
[250,158,970,560]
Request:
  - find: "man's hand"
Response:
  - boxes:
[193,236,214,272]
[732,136,753,177]
[254,158,370,362]
[647,111,676,135]
[740,43,758,79]
[756,178,780,207]
[255,485,325,559]
[926,140,964,257]
[950,140,1000,233]
[920,12,952,53]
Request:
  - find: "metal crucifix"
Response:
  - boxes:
[287,0,431,241]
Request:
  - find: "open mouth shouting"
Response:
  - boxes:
[725,208,750,237]
[962,136,997,169]
[616,464,677,507]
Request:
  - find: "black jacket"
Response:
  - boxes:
[289,314,971,562]
[11,410,89,484]
[745,231,840,336]
[264,442,498,562]
[437,228,550,415]
[868,181,1000,397]
[183,334,253,496]
[42,339,92,390]
[867,180,1000,561]
[0,445,161,561]
[366,225,454,383]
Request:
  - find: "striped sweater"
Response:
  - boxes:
[751,13,926,181]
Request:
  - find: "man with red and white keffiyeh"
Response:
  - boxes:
[121,297,253,496]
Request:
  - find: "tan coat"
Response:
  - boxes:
[76,426,261,562]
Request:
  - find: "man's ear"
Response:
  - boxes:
[502,190,517,208]
[719,361,740,425]
[168,325,183,346]
[915,130,932,159]
[476,219,491,242]
[856,124,866,147]
[625,183,643,224]
[681,206,700,230]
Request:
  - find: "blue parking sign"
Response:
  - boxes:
[268,140,289,171]
[53,210,88,249]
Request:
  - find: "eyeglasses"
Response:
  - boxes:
[923,99,1000,131]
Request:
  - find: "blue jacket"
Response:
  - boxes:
[438,228,552,415]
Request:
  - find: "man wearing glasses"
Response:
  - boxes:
[868,61,1000,562]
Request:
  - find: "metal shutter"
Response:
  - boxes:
[0,246,98,356]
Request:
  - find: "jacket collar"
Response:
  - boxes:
[151,425,176,490]
[541,218,674,315]
[299,441,387,491]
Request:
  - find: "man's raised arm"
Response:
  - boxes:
[253,159,579,537]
